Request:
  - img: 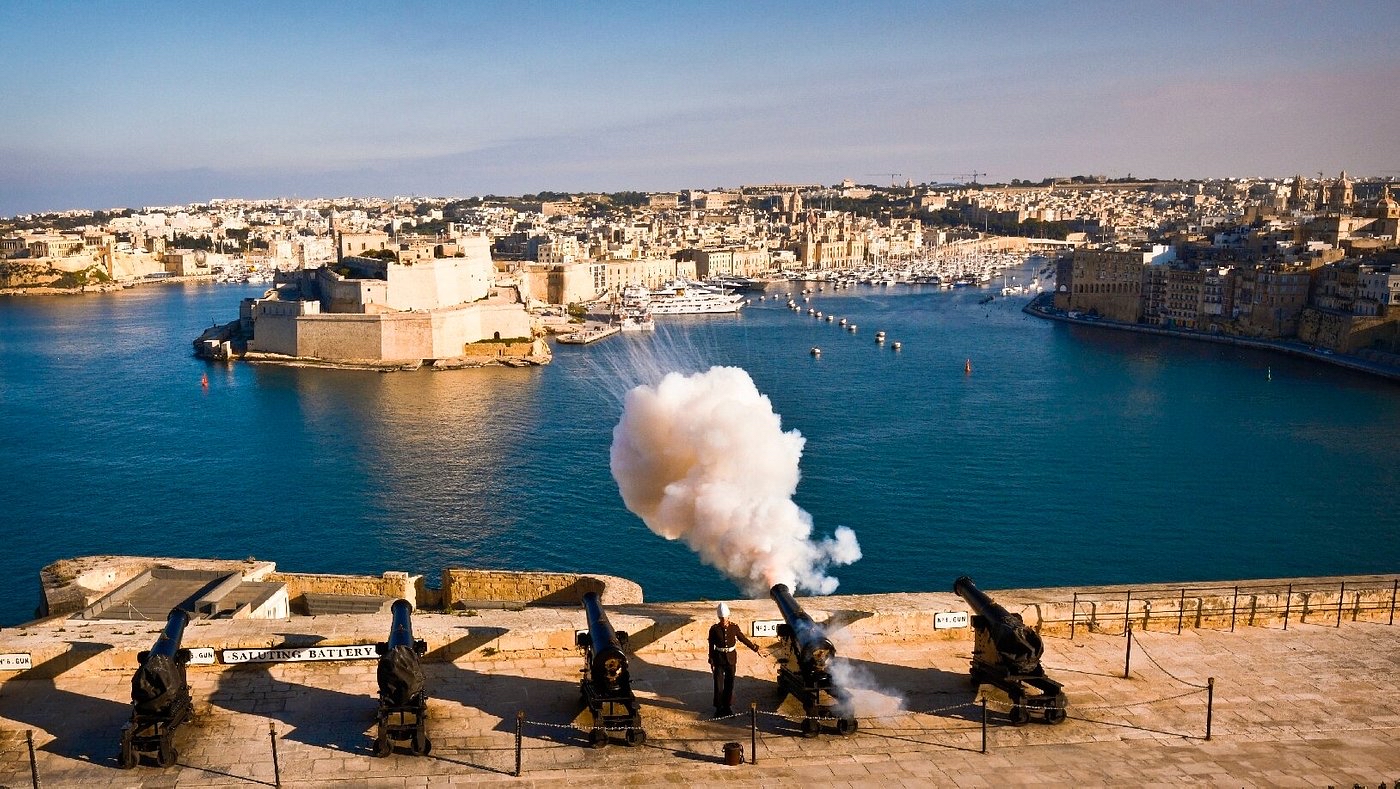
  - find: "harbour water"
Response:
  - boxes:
[2,268,1399,625]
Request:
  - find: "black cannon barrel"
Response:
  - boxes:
[954,575,1044,673]
[385,599,415,650]
[131,608,192,714]
[953,576,1007,619]
[148,608,190,661]
[769,584,836,664]
[581,591,628,688]
[581,592,625,660]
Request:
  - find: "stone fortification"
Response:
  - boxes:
[441,568,644,609]
[38,556,275,619]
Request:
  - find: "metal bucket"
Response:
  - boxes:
[722,741,743,766]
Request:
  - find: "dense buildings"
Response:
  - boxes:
[5,174,1399,362]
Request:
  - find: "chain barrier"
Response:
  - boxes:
[1128,630,1212,689]
[519,685,1216,736]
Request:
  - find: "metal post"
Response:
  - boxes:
[1123,591,1132,635]
[1283,584,1292,631]
[26,729,40,789]
[514,711,524,777]
[750,702,758,765]
[980,698,988,753]
[1177,589,1185,634]
[1336,582,1345,628]
[1070,593,1077,640]
[1390,579,1397,626]
[1205,678,1214,741]
[269,723,280,789]
[1229,587,1239,632]
[1123,623,1133,679]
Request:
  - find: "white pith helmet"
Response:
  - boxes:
[717,602,730,618]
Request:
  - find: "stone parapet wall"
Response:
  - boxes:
[441,569,643,609]
[268,571,426,613]
[991,575,1400,637]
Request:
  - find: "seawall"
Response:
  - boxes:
[1023,293,1400,382]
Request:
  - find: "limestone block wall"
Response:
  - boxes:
[379,313,436,360]
[248,310,300,356]
[268,571,426,613]
[477,299,534,341]
[441,569,644,609]
[295,313,384,360]
[458,340,536,358]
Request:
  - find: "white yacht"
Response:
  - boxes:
[615,285,656,331]
[647,280,744,315]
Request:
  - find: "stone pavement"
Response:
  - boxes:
[0,609,1397,787]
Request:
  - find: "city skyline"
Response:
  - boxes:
[3,0,1399,216]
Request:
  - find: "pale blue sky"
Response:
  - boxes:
[2,1,1398,215]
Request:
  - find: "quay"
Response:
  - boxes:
[556,323,621,345]
[1024,293,1400,383]
[1,559,1397,786]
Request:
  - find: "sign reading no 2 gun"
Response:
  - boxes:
[934,611,970,629]
[221,644,379,664]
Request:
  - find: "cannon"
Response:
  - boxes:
[769,584,856,737]
[575,591,644,747]
[954,576,1067,725]
[119,608,193,768]
[373,599,431,756]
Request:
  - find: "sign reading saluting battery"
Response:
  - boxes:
[221,644,379,664]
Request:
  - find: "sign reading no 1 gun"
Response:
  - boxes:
[751,619,783,638]
[934,611,970,629]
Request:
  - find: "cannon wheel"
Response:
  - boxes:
[1008,704,1030,726]
[836,716,858,736]
[625,724,646,747]
[800,716,820,738]
[1043,702,1067,725]
[156,736,177,768]
[373,731,393,758]
[118,730,136,769]
[412,727,431,756]
[589,727,608,749]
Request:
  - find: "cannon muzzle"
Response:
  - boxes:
[376,599,426,707]
[579,592,629,689]
[769,584,836,670]
[377,599,427,657]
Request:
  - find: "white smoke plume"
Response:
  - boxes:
[610,365,861,596]
[828,633,907,717]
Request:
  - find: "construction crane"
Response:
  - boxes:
[927,171,986,186]
[863,173,904,187]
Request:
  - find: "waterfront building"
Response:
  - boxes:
[1230,264,1315,338]
[1058,246,1170,322]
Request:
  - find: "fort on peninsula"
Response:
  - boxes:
[195,229,549,370]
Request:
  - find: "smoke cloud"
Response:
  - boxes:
[610,366,861,596]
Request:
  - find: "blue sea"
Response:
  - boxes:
[2,266,1398,625]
